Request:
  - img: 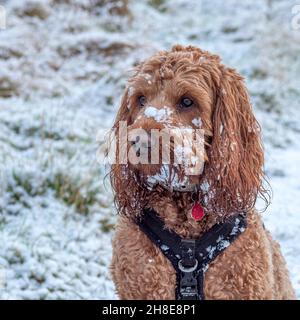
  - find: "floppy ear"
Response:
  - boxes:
[110,87,145,217]
[113,88,131,127]
[205,67,268,214]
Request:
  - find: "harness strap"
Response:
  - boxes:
[136,208,247,300]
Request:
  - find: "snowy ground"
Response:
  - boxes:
[0,0,299,299]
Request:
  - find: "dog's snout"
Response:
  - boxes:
[130,131,154,153]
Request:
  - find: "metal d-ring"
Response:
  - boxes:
[178,259,198,273]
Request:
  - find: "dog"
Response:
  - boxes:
[109,45,296,300]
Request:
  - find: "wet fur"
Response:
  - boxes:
[110,45,296,300]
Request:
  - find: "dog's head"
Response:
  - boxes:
[110,45,269,216]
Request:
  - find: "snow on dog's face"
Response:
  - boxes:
[111,45,268,216]
[128,81,211,191]
[117,52,214,191]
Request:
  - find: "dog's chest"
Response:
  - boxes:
[112,214,273,300]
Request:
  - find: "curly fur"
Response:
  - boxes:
[110,45,296,300]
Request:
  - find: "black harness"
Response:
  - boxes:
[136,208,247,300]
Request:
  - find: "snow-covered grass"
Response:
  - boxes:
[0,0,299,299]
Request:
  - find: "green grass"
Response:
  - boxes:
[147,0,168,12]
[4,171,101,215]
[99,218,115,233]
[48,173,99,215]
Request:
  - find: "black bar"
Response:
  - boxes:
[0,300,298,319]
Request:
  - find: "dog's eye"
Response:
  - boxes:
[180,97,194,109]
[138,95,147,107]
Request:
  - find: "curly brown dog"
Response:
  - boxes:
[109,45,296,300]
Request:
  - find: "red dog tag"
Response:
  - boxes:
[191,203,205,221]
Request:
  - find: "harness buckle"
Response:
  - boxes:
[179,270,200,300]
[178,239,200,300]
[180,239,197,267]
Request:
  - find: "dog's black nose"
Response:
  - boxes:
[130,132,155,153]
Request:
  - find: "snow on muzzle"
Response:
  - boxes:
[96,122,206,176]
[127,126,206,175]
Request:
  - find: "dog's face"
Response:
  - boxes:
[111,45,267,215]
[124,56,214,191]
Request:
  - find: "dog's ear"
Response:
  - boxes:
[205,67,269,213]
[113,88,131,127]
[110,87,144,217]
